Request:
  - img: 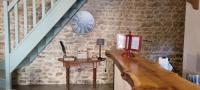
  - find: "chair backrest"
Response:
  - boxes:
[59,41,66,57]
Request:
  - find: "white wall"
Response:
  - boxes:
[183,2,200,75]
[114,65,131,90]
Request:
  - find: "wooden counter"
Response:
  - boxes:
[106,49,200,90]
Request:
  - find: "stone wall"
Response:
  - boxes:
[0,0,186,85]
[0,2,4,61]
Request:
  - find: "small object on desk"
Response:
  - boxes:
[158,56,173,71]
[124,32,133,57]
[91,57,98,61]
[64,56,75,61]
[97,57,105,61]
[58,57,105,88]
[77,48,88,60]
[59,41,76,61]
[59,41,67,57]
[117,32,133,57]
[96,38,105,60]
[117,34,126,49]
[116,32,142,58]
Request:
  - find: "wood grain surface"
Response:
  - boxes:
[106,49,200,90]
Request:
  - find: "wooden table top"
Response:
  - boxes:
[106,49,200,90]
[58,58,105,67]
[58,58,105,63]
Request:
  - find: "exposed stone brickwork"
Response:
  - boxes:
[0,0,185,85]
[0,2,4,61]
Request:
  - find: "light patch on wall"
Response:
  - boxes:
[185,54,197,72]
[196,53,200,72]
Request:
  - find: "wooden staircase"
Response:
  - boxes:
[0,69,5,89]
[0,0,86,90]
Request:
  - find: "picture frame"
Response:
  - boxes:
[76,48,88,60]
[116,34,142,52]
[131,35,142,51]
[117,34,126,49]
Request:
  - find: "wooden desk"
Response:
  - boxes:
[58,58,105,89]
[106,49,200,90]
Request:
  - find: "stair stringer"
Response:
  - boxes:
[0,69,5,89]
[9,0,77,72]
[16,0,87,69]
[0,61,5,70]
[0,79,5,89]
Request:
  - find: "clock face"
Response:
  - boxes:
[70,11,95,34]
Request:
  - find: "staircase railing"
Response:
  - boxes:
[3,0,59,89]
[3,0,59,54]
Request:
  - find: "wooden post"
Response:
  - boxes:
[66,67,70,90]
[93,63,97,88]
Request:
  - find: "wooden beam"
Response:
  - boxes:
[187,0,199,10]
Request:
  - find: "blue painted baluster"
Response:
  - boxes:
[23,0,28,35]
[32,0,36,27]
[3,1,11,90]
[51,0,55,7]
[14,4,19,47]
[42,0,46,18]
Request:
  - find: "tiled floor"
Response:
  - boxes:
[13,84,113,90]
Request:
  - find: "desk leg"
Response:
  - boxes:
[93,63,97,88]
[66,67,70,89]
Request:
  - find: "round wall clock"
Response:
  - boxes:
[70,11,95,34]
